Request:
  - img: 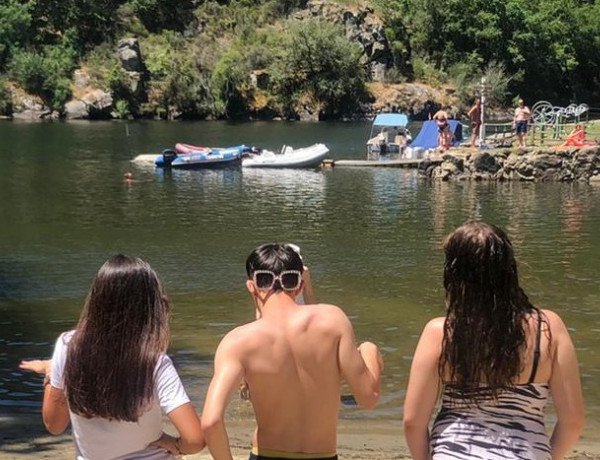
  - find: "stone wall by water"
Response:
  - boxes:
[419,146,600,183]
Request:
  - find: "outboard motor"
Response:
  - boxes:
[161,149,178,167]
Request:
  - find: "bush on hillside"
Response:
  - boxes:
[30,0,121,53]
[129,0,197,34]
[142,31,212,118]
[211,49,251,118]
[10,40,76,112]
[269,20,369,119]
[0,0,32,72]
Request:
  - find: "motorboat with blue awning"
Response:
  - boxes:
[366,113,411,159]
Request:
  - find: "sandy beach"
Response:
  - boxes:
[2,413,600,459]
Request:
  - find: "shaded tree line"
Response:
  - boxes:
[376,0,600,104]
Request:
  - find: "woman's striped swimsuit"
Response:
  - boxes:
[431,311,551,459]
[430,383,550,459]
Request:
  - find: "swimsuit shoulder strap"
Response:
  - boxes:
[527,309,543,383]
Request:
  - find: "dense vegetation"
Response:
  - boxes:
[376,0,600,105]
[0,0,598,119]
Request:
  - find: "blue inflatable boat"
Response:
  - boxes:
[155,145,249,169]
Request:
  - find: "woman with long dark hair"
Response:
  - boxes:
[20,255,204,459]
[403,222,584,460]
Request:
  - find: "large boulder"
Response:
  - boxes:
[82,89,113,118]
[117,38,145,73]
[11,94,49,120]
[65,89,114,120]
[467,152,501,174]
[64,100,89,119]
[116,38,148,103]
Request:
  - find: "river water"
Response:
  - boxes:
[1,120,599,435]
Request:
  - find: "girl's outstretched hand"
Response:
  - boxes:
[19,359,52,375]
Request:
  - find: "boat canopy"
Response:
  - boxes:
[372,113,409,128]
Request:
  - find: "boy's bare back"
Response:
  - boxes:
[230,303,348,453]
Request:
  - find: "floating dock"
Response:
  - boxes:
[322,158,441,168]
[131,154,158,164]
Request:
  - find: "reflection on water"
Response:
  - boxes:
[1,121,599,435]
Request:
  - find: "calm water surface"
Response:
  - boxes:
[1,120,599,435]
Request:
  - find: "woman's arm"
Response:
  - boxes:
[164,402,205,454]
[545,310,585,460]
[403,317,444,460]
[20,359,70,435]
[152,356,205,455]
[42,385,70,434]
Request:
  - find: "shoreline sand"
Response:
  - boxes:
[2,414,600,459]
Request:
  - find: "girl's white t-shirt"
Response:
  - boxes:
[51,331,190,460]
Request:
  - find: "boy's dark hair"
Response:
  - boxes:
[246,243,304,282]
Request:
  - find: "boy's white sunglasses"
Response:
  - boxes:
[252,270,302,291]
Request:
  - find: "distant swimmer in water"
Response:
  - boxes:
[124,172,134,183]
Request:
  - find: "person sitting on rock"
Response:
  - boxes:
[563,124,586,147]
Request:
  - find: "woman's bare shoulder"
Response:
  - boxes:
[424,316,446,330]
[540,308,567,327]
[418,317,446,342]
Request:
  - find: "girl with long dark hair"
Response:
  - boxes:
[403,222,584,460]
[20,255,204,459]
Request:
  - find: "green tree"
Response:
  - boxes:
[0,0,32,71]
[570,2,600,102]
[128,0,197,33]
[30,0,124,52]
[143,31,212,118]
[10,37,77,112]
[269,20,368,119]
[211,49,250,118]
[377,0,590,103]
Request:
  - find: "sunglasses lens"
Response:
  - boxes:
[281,272,301,290]
[255,272,274,290]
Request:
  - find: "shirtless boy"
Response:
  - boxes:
[467,98,482,148]
[201,243,383,460]
[513,99,531,147]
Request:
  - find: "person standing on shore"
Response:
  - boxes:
[513,99,531,147]
[201,243,383,460]
[467,97,482,148]
[403,222,584,460]
[20,255,205,459]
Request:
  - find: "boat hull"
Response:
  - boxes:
[166,155,241,169]
[242,143,329,169]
